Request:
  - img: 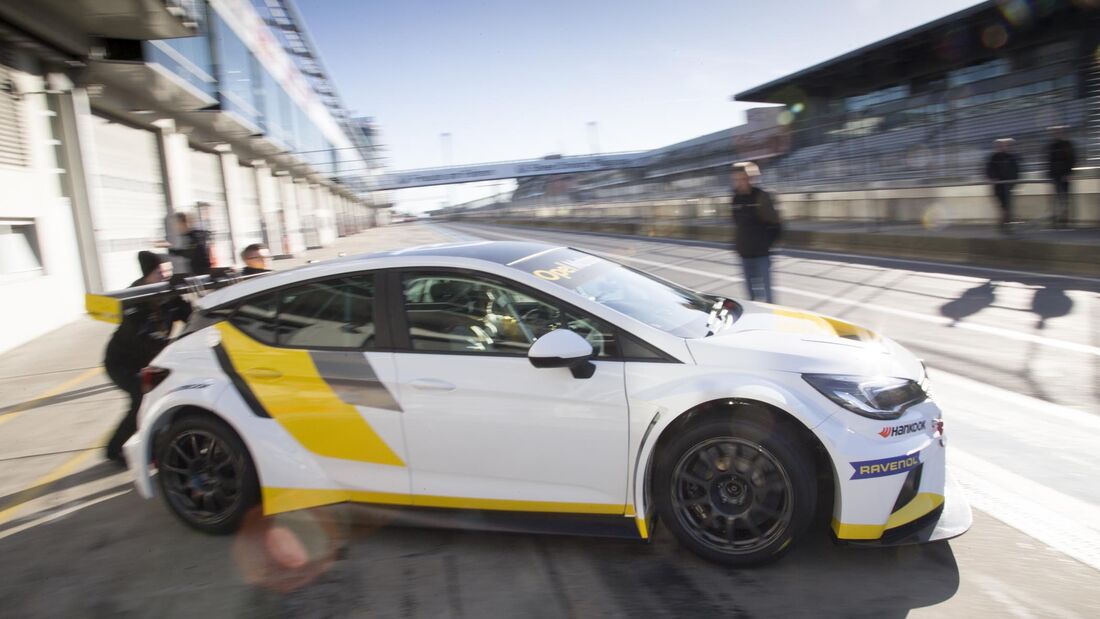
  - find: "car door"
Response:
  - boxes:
[389,269,630,513]
[219,272,409,495]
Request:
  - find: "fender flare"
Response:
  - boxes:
[629,384,834,535]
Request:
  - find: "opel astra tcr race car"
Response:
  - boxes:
[102,241,971,566]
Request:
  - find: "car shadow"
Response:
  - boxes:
[0,491,959,618]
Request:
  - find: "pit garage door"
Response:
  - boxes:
[235,164,265,249]
[89,115,167,291]
[188,147,231,267]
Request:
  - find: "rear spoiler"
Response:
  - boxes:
[85,268,265,324]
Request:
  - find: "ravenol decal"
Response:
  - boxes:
[878,420,926,438]
[850,453,921,480]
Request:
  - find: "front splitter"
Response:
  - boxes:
[841,469,972,547]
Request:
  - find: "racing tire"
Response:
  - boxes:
[155,414,260,535]
[654,415,816,566]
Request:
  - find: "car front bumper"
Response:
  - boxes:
[122,432,156,500]
[837,469,972,546]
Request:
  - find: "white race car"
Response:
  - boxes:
[121,241,971,565]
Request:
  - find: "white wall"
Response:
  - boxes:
[0,55,86,354]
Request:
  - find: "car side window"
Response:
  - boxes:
[401,273,618,357]
[230,291,280,345]
[229,274,376,350]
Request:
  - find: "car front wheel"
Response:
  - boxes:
[654,415,816,566]
[155,414,259,534]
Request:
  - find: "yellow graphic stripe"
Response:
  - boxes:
[85,294,122,324]
[263,487,412,515]
[885,492,945,529]
[262,486,627,517]
[636,517,650,539]
[217,323,404,466]
[772,307,877,342]
[832,492,946,540]
[831,518,885,540]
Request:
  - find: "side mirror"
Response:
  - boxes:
[528,329,596,379]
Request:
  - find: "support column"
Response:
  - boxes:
[253,162,280,254]
[278,173,304,254]
[153,119,193,272]
[216,145,244,260]
[52,83,104,293]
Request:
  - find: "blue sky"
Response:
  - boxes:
[297,0,980,211]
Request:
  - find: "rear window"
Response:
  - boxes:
[226,274,377,350]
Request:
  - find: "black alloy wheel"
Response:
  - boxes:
[156,415,258,534]
[655,416,816,566]
[671,437,793,554]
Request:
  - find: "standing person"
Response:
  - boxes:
[730,161,781,303]
[1046,127,1077,229]
[985,139,1020,234]
[103,252,192,464]
[166,211,212,275]
[240,243,272,275]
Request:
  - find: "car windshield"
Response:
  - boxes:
[511,247,731,338]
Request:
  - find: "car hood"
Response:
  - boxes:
[687,301,924,380]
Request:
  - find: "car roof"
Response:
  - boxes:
[198,241,572,309]
[355,240,560,264]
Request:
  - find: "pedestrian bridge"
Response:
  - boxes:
[372,151,649,190]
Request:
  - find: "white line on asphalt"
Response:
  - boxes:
[454,224,1100,358]
[950,448,1100,572]
[931,369,1100,430]
[0,488,131,542]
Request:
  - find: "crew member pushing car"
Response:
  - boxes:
[103,251,191,464]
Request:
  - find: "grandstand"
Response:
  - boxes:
[744,0,1098,191]
[468,0,1098,220]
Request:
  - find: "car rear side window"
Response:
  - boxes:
[228,274,376,350]
[230,291,280,345]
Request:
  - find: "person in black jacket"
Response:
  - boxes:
[1046,127,1077,228]
[103,251,191,464]
[986,139,1020,234]
[167,211,212,275]
[730,162,781,303]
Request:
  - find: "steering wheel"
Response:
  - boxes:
[520,305,561,336]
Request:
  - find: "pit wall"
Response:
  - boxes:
[448,179,1100,276]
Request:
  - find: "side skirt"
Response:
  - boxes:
[339,503,646,540]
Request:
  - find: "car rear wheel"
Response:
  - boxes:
[155,415,259,534]
[654,416,816,566]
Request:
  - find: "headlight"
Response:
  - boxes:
[802,374,927,420]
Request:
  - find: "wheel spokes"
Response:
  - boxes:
[671,437,794,555]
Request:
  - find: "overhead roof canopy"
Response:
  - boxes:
[733,0,1089,104]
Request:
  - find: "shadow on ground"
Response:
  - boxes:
[0,491,959,618]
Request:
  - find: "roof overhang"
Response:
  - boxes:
[51,0,198,40]
[85,59,217,113]
[0,0,197,59]
[734,1,1001,102]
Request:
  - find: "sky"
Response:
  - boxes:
[296,0,981,212]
